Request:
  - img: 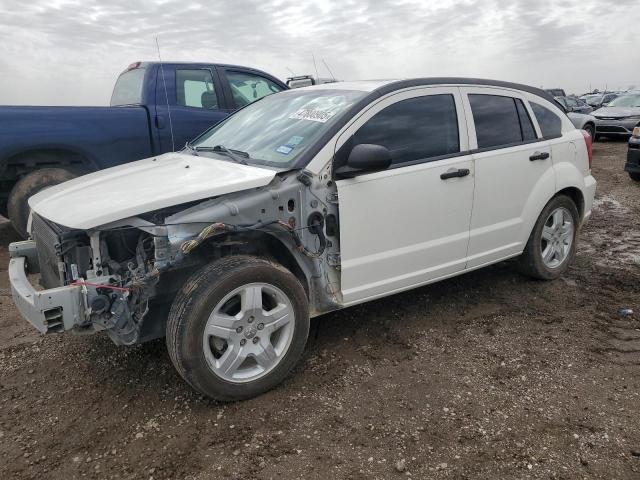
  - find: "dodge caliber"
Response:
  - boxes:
[9,78,597,401]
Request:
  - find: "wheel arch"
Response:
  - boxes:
[3,147,99,179]
[190,229,311,298]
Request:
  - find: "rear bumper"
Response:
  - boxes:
[625,138,640,173]
[582,174,597,223]
[9,240,87,334]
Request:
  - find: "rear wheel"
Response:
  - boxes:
[7,167,80,238]
[629,171,640,182]
[517,195,579,280]
[166,256,309,401]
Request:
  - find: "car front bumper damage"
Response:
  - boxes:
[9,240,88,334]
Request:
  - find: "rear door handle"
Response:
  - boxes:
[529,151,550,161]
[440,168,470,180]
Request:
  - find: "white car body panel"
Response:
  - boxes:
[335,87,474,305]
[28,152,276,230]
[459,86,556,267]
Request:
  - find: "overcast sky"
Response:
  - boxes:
[0,0,636,106]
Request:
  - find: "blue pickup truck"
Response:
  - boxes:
[0,62,287,235]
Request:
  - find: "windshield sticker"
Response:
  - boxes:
[275,145,294,155]
[287,135,304,145]
[289,108,336,123]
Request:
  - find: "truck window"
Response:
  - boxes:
[226,71,283,108]
[110,68,146,106]
[176,69,219,109]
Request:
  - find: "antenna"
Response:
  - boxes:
[155,37,175,152]
[286,67,296,76]
[312,54,320,83]
[322,58,336,81]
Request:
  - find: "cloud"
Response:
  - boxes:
[0,0,636,105]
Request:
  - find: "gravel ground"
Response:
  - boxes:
[1,139,639,480]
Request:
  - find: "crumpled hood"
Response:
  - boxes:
[28,152,277,230]
[592,106,640,118]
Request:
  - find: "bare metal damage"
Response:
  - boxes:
[65,169,342,345]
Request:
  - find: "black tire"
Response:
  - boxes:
[517,195,580,280]
[7,167,79,238]
[594,134,601,141]
[629,171,640,182]
[583,123,595,139]
[166,255,309,401]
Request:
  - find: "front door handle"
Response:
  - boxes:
[529,151,550,161]
[440,168,470,180]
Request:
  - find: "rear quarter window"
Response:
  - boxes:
[531,102,563,138]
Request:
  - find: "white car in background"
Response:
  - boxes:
[9,78,596,401]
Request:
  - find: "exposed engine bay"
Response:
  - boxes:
[29,170,341,345]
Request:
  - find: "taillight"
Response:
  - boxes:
[581,129,593,170]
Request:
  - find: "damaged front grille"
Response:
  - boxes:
[31,214,90,289]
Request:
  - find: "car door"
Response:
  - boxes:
[334,87,475,305]
[155,65,231,152]
[460,87,555,268]
[217,69,285,110]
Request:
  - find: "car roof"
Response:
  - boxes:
[297,77,556,104]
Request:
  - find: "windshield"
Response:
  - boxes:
[111,68,146,106]
[192,89,366,168]
[607,94,640,108]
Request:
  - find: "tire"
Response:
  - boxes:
[629,171,640,182]
[7,167,79,238]
[166,255,309,401]
[594,134,601,141]
[583,124,595,139]
[517,195,580,280]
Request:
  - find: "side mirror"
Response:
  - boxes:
[337,144,392,177]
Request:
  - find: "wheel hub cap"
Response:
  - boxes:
[540,207,574,269]
[202,282,295,383]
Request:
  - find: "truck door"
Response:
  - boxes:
[154,65,231,153]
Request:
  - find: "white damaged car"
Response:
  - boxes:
[9,78,596,401]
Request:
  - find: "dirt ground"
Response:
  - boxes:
[1,140,639,480]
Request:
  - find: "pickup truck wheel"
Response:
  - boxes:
[629,172,640,182]
[166,255,309,401]
[517,195,579,280]
[7,167,79,238]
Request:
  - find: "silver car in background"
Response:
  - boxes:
[592,93,640,138]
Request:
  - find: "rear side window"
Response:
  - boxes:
[531,102,562,138]
[176,69,219,109]
[469,94,523,148]
[515,99,537,141]
[349,94,460,165]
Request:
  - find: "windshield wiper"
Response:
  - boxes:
[185,142,249,165]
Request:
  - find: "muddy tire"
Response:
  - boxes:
[629,171,640,182]
[517,195,580,280]
[166,255,309,402]
[7,167,79,238]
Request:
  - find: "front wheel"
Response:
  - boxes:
[517,195,579,280]
[629,171,640,182]
[166,256,309,401]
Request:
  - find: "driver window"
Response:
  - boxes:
[336,94,460,168]
[226,71,283,108]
